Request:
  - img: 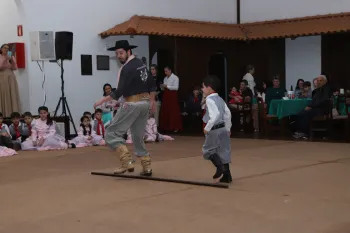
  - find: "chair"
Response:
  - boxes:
[180,101,202,135]
[309,99,334,141]
[230,101,253,133]
[332,96,349,141]
[257,101,279,138]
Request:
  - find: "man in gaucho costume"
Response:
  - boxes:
[94,40,157,176]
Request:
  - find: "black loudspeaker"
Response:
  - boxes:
[55,31,73,60]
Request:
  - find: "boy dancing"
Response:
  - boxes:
[201,75,232,183]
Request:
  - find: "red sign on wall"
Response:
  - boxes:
[17,25,23,37]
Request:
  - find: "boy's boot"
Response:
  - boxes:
[209,154,224,182]
[220,164,232,183]
[140,155,152,176]
[113,145,134,174]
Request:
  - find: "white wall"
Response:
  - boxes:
[285,36,321,90]
[241,0,350,23]
[0,1,21,43]
[7,0,236,130]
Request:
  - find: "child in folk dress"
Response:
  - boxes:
[201,75,232,183]
[0,112,13,149]
[144,116,174,142]
[69,116,105,147]
[21,106,70,151]
[9,112,31,144]
[83,111,94,128]
[93,109,106,138]
[0,114,17,156]
[23,112,34,141]
[126,114,174,144]
[0,145,17,157]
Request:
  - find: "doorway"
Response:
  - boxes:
[157,49,175,75]
[208,53,228,101]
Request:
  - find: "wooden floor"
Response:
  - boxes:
[1,137,350,233]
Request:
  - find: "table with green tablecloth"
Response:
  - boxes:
[333,96,349,116]
[268,99,312,119]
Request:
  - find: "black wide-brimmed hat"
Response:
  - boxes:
[107,40,138,51]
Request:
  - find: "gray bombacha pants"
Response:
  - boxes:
[105,100,150,157]
[202,127,231,164]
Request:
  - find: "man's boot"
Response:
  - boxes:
[140,155,152,176]
[209,154,224,182]
[220,164,232,183]
[113,145,134,174]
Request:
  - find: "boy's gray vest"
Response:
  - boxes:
[93,119,106,133]
[202,95,226,126]
[9,123,31,138]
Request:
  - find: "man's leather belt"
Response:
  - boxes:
[124,93,150,102]
[211,123,225,130]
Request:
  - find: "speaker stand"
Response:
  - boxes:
[54,59,77,136]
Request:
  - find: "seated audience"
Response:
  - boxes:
[265,76,286,105]
[299,81,312,99]
[184,86,202,116]
[93,109,106,137]
[9,112,31,144]
[21,106,71,151]
[293,76,331,139]
[83,111,94,128]
[144,116,174,142]
[69,115,105,147]
[0,145,17,157]
[228,80,253,130]
[229,80,253,109]
[126,114,174,144]
[228,87,243,105]
[312,77,318,97]
[23,112,34,137]
[0,112,13,148]
[294,79,305,98]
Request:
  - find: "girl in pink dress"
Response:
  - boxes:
[69,116,105,147]
[0,146,17,157]
[144,117,174,142]
[21,106,69,151]
[126,114,174,144]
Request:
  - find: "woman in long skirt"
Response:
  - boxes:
[159,66,182,132]
[0,44,20,117]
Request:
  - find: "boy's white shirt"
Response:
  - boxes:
[204,93,231,132]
